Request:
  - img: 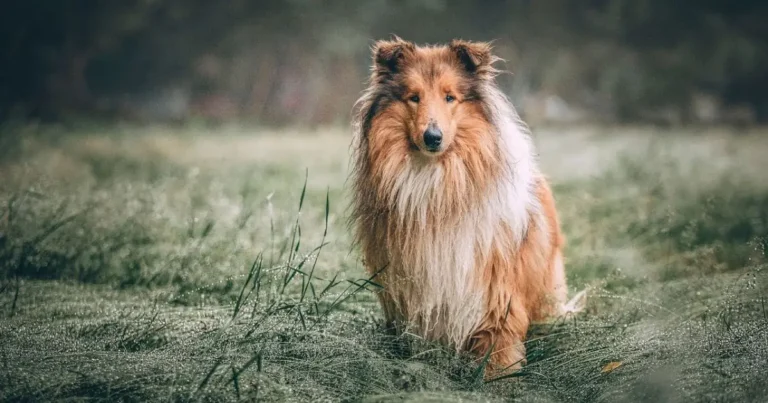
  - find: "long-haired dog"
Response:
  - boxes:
[350,37,582,377]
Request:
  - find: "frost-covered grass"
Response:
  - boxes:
[1,123,767,402]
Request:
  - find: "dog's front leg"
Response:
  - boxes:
[467,296,529,380]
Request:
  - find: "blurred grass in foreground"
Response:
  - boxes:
[1,124,767,402]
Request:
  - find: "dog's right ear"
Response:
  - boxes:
[372,37,414,77]
[450,39,497,79]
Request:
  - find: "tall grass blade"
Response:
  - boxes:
[302,187,329,303]
[196,356,224,394]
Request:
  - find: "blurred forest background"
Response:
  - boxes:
[2,0,767,126]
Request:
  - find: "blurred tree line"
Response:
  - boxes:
[2,0,767,125]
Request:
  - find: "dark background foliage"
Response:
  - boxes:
[2,0,767,125]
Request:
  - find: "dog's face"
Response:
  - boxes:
[366,38,498,158]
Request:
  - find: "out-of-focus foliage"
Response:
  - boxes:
[2,0,767,124]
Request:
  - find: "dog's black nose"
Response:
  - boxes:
[423,125,443,151]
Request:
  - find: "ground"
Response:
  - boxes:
[1,123,767,402]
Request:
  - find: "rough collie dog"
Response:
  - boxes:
[350,38,581,376]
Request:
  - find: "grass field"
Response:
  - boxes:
[1,123,767,402]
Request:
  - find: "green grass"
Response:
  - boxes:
[1,123,767,402]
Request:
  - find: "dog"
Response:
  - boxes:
[349,37,584,377]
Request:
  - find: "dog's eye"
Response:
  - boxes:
[409,95,420,103]
[445,95,455,103]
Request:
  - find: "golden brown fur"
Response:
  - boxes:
[350,37,571,377]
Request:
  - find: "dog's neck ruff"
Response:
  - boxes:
[380,89,540,347]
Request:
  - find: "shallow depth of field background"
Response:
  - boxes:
[1,2,768,402]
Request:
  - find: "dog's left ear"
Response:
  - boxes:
[372,36,415,78]
[450,40,497,78]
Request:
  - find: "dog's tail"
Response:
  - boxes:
[561,289,588,315]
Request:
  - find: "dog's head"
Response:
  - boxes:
[361,37,501,159]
